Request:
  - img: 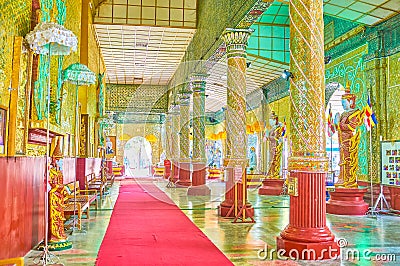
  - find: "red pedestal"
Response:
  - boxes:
[188,163,210,196]
[171,161,179,182]
[163,160,171,179]
[176,162,191,187]
[258,179,284,195]
[219,167,254,218]
[277,171,339,260]
[326,187,369,215]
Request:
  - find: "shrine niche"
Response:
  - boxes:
[105,136,116,159]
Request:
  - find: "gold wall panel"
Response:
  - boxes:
[387,52,400,140]
[0,1,31,108]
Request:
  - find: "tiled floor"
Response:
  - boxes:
[25,178,400,265]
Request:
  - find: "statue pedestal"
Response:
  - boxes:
[37,239,72,251]
[258,179,284,195]
[326,187,369,215]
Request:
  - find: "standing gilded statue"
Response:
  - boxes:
[266,111,284,179]
[334,84,365,188]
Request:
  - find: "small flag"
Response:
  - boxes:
[327,104,335,137]
[364,95,378,131]
[281,118,287,138]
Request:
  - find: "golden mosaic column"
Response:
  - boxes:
[165,113,172,160]
[177,86,192,186]
[219,28,254,217]
[189,73,210,195]
[223,29,253,162]
[191,73,208,163]
[276,0,339,259]
[170,104,180,182]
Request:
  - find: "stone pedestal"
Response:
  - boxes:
[188,163,210,196]
[258,179,284,195]
[326,187,369,215]
[176,162,191,187]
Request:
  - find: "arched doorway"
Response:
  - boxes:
[124,137,153,177]
[325,82,345,185]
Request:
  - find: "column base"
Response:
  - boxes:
[326,187,369,215]
[176,162,191,187]
[192,163,206,186]
[218,199,254,218]
[258,179,284,195]
[188,184,211,196]
[276,236,339,260]
[170,162,179,182]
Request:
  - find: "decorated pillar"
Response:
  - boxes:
[188,73,210,195]
[276,0,339,259]
[219,28,254,218]
[169,105,180,181]
[260,100,268,174]
[165,113,172,160]
[176,85,192,186]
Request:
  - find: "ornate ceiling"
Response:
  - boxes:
[93,0,400,115]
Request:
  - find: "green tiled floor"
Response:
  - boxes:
[25,178,400,265]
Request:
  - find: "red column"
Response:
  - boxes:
[171,161,179,182]
[277,172,338,259]
[277,0,339,259]
[176,162,191,187]
[188,163,210,196]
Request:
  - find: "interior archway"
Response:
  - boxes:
[124,136,153,177]
[325,82,345,185]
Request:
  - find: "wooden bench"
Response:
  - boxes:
[103,166,115,188]
[85,173,106,200]
[63,181,98,229]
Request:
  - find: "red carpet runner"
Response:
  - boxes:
[96,179,232,265]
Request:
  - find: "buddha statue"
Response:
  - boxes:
[266,111,284,179]
[334,83,365,188]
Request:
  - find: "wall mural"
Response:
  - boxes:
[325,45,369,179]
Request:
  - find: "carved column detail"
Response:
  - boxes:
[219,28,254,217]
[191,73,208,163]
[277,0,339,259]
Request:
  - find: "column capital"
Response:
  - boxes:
[190,73,209,93]
[178,91,191,106]
[222,28,254,58]
[168,104,180,114]
[177,83,192,106]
